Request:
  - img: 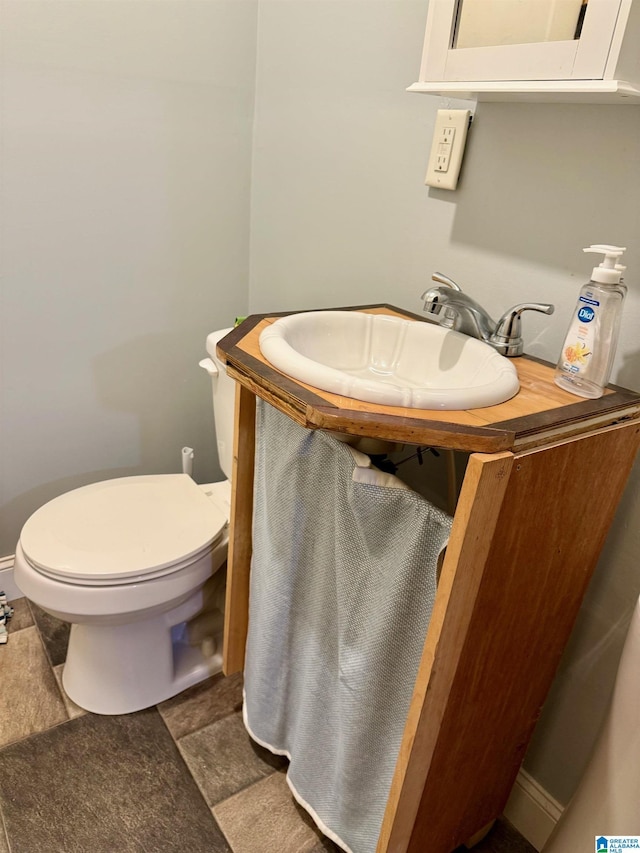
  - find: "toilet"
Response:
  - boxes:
[14,328,236,715]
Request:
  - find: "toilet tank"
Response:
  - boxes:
[204,328,235,481]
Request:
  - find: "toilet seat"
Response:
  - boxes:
[20,474,227,587]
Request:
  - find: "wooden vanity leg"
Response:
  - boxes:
[222,383,256,675]
[377,450,514,853]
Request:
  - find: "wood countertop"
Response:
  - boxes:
[217,305,640,453]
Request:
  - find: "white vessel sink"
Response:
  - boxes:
[258,311,519,411]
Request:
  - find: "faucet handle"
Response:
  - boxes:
[431,272,462,291]
[421,272,462,311]
[491,302,555,357]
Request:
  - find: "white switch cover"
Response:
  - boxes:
[425,109,471,191]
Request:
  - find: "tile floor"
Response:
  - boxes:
[0,597,536,853]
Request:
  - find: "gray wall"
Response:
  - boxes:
[248,0,640,806]
[0,0,257,552]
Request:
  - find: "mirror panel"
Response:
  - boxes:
[454,0,586,49]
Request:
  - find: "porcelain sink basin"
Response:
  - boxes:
[258,311,519,410]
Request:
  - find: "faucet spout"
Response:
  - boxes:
[421,276,495,342]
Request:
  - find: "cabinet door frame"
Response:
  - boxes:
[420,0,626,83]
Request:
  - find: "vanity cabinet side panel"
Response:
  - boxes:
[404,419,640,853]
[379,451,515,853]
[223,383,256,675]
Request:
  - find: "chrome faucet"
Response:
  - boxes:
[421,272,554,357]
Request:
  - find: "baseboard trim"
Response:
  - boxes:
[504,768,563,851]
[0,555,23,601]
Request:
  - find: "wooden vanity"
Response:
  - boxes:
[216,305,640,853]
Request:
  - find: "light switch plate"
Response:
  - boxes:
[425,109,471,191]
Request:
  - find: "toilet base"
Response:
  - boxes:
[62,595,223,715]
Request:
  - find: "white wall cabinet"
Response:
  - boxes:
[409,0,640,102]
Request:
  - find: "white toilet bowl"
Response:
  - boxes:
[14,474,231,715]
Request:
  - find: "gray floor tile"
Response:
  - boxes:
[0,626,68,748]
[0,708,230,853]
[465,818,537,853]
[53,664,86,720]
[308,836,342,852]
[214,772,338,853]
[6,597,33,633]
[159,670,243,740]
[179,710,286,806]
[27,600,70,666]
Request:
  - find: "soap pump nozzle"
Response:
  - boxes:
[584,244,626,284]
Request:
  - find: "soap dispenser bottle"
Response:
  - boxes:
[554,245,627,399]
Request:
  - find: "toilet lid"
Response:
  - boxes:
[20,474,227,582]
